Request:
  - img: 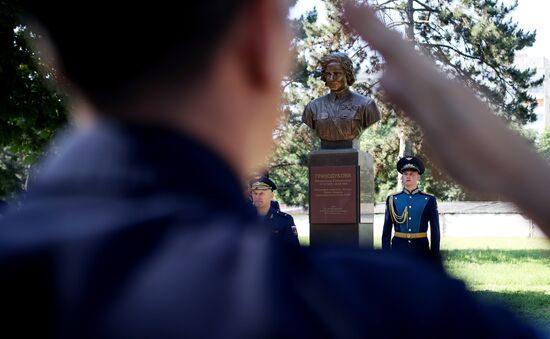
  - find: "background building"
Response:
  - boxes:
[515,55,550,133]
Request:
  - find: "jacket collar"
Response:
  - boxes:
[403,187,420,195]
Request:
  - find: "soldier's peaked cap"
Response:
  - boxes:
[249,175,277,191]
[396,156,425,175]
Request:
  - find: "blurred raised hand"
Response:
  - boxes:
[342,0,550,236]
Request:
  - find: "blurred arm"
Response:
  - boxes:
[343,1,550,237]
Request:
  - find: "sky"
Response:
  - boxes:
[290,0,550,58]
[505,0,550,57]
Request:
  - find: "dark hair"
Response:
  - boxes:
[320,52,356,86]
[20,1,248,115]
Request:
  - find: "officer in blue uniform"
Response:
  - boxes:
[382,156,441,262]
[249,176,300,247]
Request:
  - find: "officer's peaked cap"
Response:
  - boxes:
[396,156,425,175]
[249,175,277,191]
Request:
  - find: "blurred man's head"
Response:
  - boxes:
[20,0,294,178]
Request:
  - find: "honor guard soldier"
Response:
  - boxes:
[382,156,441,262]
[250,176,300,247]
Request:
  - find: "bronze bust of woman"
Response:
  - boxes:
[302,52,380,148]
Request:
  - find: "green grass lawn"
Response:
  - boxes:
[302,235,550,330]
[442,238,550,331]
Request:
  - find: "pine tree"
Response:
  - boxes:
[537,127,550,160]
[374,0,540,199]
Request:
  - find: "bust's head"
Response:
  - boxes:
[320,52,355,92]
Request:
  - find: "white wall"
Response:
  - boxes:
[374,213,545,238]
[292,213,545,239]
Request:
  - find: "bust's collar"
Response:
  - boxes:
[329,88,352,102]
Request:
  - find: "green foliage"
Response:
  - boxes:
[537,127,550,159]
[421,167,467,200]
[270,0,539,206]
[409,0,541,124]
[271,117,319,206]
[0,1,68,198]
[360,117,400,201]
[0,147,26,199]
[377,0,540,200]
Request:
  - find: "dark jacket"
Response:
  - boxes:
[0,122,541,338]
[264,200,300,247]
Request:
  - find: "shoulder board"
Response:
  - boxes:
[276,211,291,218]
[419,191,435,198]
[388,191,403,198]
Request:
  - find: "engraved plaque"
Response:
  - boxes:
[310,166,357,224]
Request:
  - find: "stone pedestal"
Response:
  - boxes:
[308,148,374,247]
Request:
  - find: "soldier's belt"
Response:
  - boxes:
[394,232,427,239]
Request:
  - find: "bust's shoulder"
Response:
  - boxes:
[307,94,331,108]
[349,92,374,105]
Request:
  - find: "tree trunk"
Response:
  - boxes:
[397,0,416,189]
[397,130,413,190]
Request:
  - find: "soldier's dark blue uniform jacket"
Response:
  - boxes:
[0,122,543,338]
[264,200,299,247]
[382,188,440,260]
